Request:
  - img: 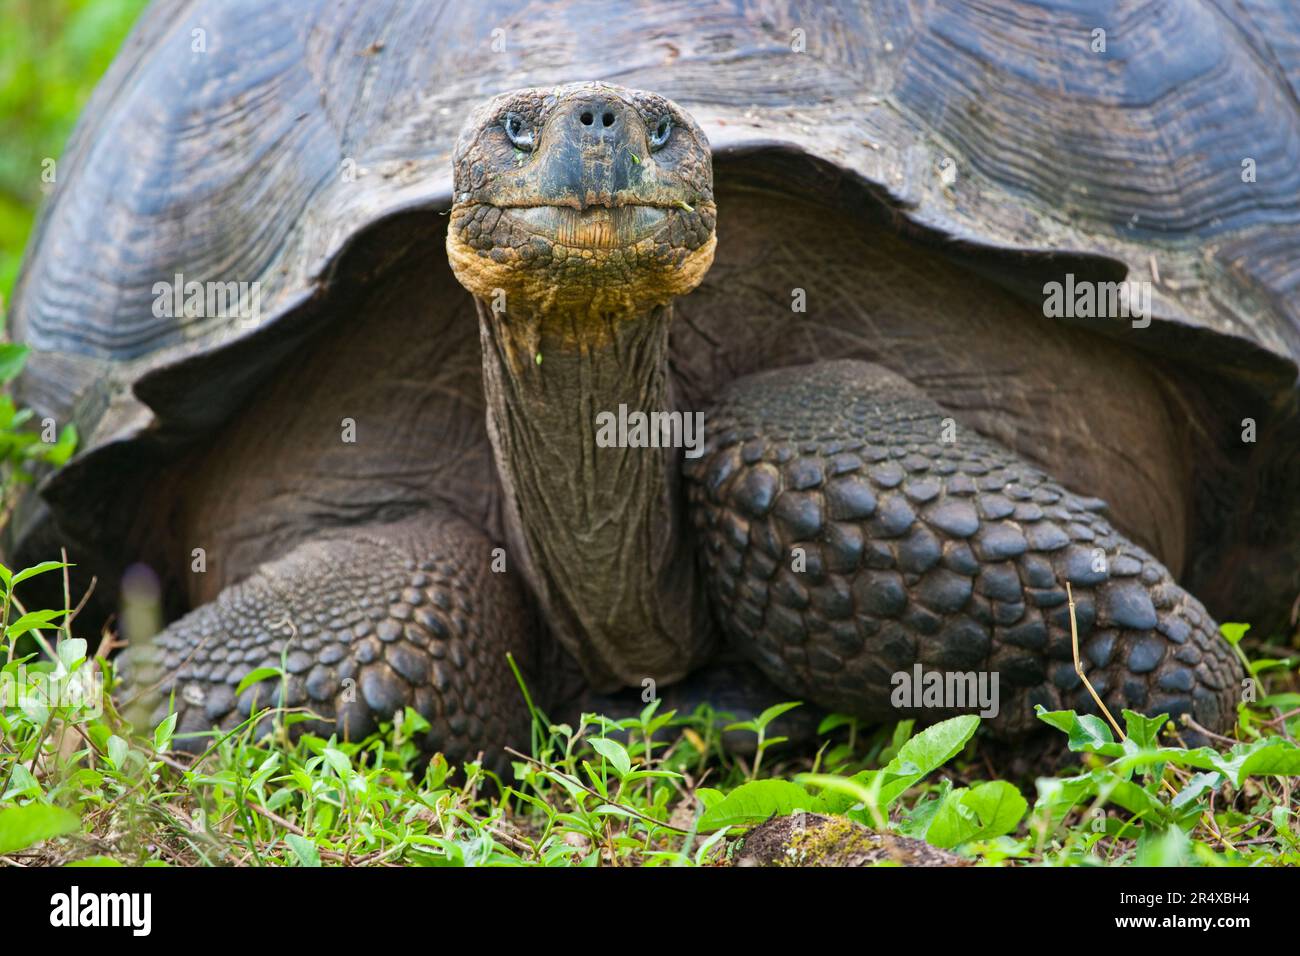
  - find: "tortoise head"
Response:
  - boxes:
[446,82,716,317]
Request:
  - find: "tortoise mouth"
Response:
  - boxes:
[493,204,671,250]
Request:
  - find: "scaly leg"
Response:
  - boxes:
[117,511,536,764]
[686,360,1243,737]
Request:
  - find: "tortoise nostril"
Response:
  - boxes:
[601,111,615,127]
[580,111,594,126]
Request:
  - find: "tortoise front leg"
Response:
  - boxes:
[116,512,535,765]
[685,360,1244,738]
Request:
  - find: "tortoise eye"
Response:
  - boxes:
[503,112,534,150]
[649,115,672,151]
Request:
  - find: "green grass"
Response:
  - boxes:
[0,346,1298,867]
[2,550,1299,867]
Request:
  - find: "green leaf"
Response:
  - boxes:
[589,737,631,778]
[322,747,352,779]
[697,780,820,831]
[1122,709,1168,750]
[38,423,78,466]
[1135,824,1191,866]
[814,715,980,816]
[153,712,178,752]
[107,735,129,769]
[1171,772,1222,811]
[0,804,79,854]
[694,787,725,810]
[924,780,1028,848]
[1035,706,1124,756]
[1108,746,1220,776]
[65,856,124,867]
[0,343,29,383]
[9,560,70,589]
[754,701,801,729]
[796,772,882,820]
[1257,693,1300,709]
[1219,622,1250,646]
[878,714,979,806]
[285,834,321,867]
[816,713,857,735]
[56,638,87,671]
[1105,779,1167,820]
[5,608,68,640]
[1,764,40,801]
[235,666,283,697]
[898,778,953,838]
[1212,738,1300,786]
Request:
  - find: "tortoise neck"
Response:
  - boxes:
[476,299,713,691]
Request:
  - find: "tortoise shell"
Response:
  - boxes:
[7,0,1299,626]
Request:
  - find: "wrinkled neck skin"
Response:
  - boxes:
[476,298,715,692]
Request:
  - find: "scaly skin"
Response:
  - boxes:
[118,513,534,763]
[684,361,1243,737]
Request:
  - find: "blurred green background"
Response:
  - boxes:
[0,0,148,318]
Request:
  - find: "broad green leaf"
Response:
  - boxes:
[1035,769,1164,824]
[1219,622,1250,645]
[285,834,321,867]
[694,787,725,810]
[1104,778,1167,820]
[0,804,79,854]
[897,779,953,839]
[878,714,979,806]
[1257,693,1300,709]
[1034,772,1100,821]
[1212,738,1300,786]
[1109,746,1220,775]
[796,772,882,822]
[1171,772,1222,811]
[56,638,87,670]
[322,747,352,779]
[1135,824,1191,866]
[925,781,1027,848]
[697,780,819,831]
[1035,706,1124,756]
[1122,709,1168,750]
[816,715,980,815]
[1,764,41,801]
[589,737,631,778]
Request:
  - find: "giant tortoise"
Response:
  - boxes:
[7,0,1300,762]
